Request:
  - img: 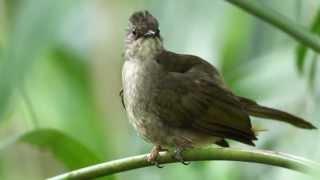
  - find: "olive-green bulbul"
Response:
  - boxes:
[121,10,316,167]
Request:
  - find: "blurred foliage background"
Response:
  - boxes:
[0,0,319,180]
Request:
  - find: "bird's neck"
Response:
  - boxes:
[125,38,163,62]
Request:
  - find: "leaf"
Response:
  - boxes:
[296,10,320,74]
[0,0,75,121]
[3,0,22,24]
[20,128,102,170]
[26,46,110,157]
[296,45,309,74]
[0,128,112,179]
[220,9,252,87]
[308,54,318,90]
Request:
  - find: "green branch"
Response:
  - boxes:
[48,147,319,180]
[225,0,320,53]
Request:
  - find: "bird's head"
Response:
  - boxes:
[125,10,163,59]
[127,10,160,40]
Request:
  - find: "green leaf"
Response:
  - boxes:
[220,9,252,86]
[308,54,318,90]
[0,0,76,121]
[296,45,309,74]
[20,128,102,170]
[3,0,22,24]
[296,10,320,74]
[0,128,113,179]
[25,46,110,157]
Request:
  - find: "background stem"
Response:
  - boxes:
[225,0,320,53]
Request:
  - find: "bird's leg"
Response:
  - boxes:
[147,145,165,168]
[173,147,190,165]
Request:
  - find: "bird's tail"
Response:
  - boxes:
[251,127,268,136]
[238,96,317,129]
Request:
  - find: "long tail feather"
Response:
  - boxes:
[238,97,317,129]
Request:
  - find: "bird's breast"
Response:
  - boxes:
[122,58,161,106]
[121,58,220,147]
[122,58,164,140]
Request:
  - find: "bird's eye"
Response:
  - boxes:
[132,28,137,36]
[156,29,160,35]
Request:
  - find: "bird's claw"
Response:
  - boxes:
[149,159,164,168]
[147,145,164,168]
[173,148,190,165]
[181,160,190,165]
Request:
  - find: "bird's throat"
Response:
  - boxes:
[125,37,163,61]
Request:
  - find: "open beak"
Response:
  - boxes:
[144,30,156,38]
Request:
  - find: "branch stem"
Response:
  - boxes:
[225,0,320,53]
[48,148,319,180]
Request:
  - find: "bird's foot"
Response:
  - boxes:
[172,147,190,165]
[147,145,165,168]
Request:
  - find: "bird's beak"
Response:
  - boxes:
[144,30,156,38]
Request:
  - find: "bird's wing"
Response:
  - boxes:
[154,51,256,145]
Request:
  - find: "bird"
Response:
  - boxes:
[120,10,316,167]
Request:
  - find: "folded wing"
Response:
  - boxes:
[154,51,257,145]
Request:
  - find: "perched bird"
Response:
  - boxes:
[121,10,316,167]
